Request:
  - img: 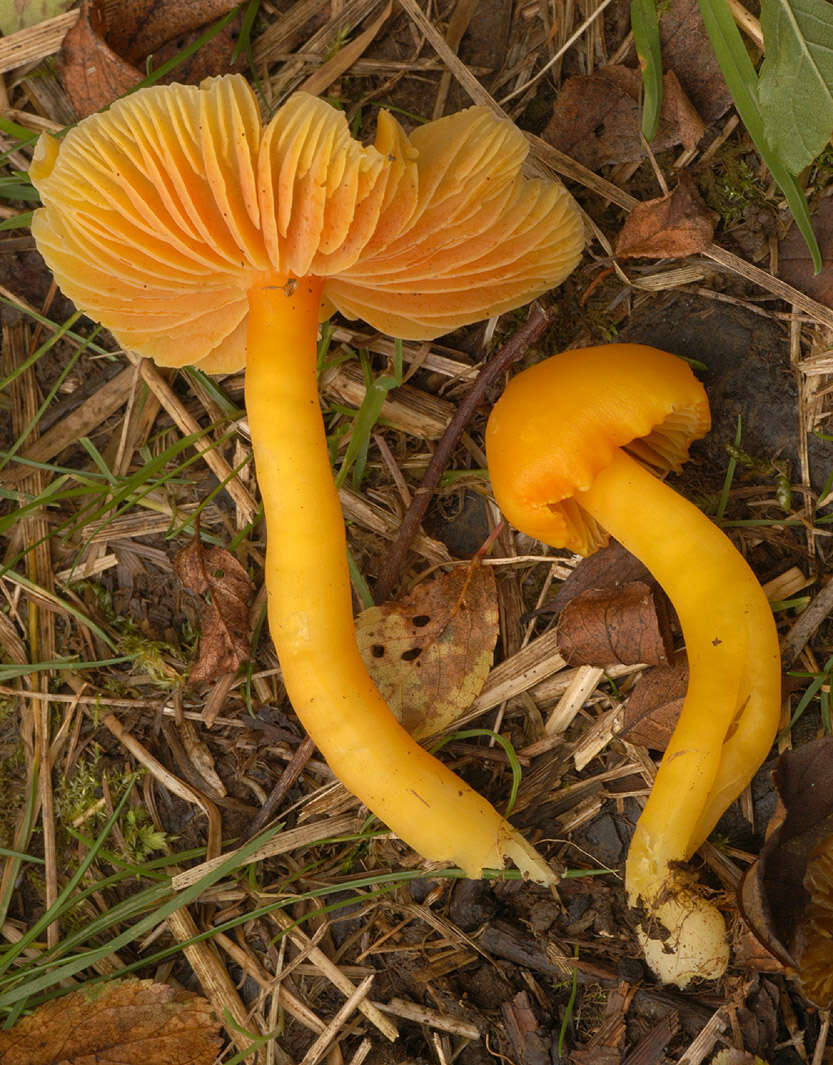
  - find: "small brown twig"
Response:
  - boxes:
[248,734,316,835]
[373,303,554,603]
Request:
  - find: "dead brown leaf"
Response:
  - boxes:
[779,197,833,308]
[739,737,833,1004]
[100,0,242,62]
[543,66,704,170]
[357,563,499,739]
[556,580,673,667]
[61,1,138,118]
[616,172,718,259]
[619,652,687,749]
[174,528,254,685]
[0,978,222,1065]
[545,541,655,617]
[659,0,733,124]
[60,0,243,117]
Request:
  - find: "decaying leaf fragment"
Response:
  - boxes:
[616,173,718,260]
[543,66,704,170]
[357,564,499,738]
[60,0,243,116]
[779,197,833,308]
[174,529,254,685]
[0,978,222,1065]
[620,651,687,749]
[556,580,673,666]
[545,541,654,615]
[739,736,833,1005]
[659,0,733,123]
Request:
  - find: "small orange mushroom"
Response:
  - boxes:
[486,343,782,984]
[30,75,585,880]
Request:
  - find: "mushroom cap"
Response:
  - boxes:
[30,75,584,371]
[485,344,710,555]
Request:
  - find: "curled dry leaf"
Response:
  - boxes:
[357,563,499,739]
[543,66,703,170]
[739,736,833,1006]
[0,978,222,1065]
[556,580,674,667]
[620,652,687,750]
[616,173,718,260]
[174,529,254,685]
[60,0,243,117]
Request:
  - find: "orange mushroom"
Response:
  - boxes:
[30,74,585,880]
[486,343,782,984]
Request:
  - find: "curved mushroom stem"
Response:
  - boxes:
[577,448,781,985]
[244,274,556,883]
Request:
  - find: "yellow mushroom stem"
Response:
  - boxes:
[576,447,781,983]
[244,274,556,884]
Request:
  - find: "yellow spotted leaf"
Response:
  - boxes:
[358,564,498,739]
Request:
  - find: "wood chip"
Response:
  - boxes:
[298,974,375,1065]
[171,813,361,890]
[373,998,479,1040]
[322,360,454,439]
[0,10,80,74]
[545,665,606,735]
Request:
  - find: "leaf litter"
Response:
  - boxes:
[2,0,833,1061]
[174,522,254,685]
[60,0,243,116]
[0,979,222,1065]
[357,562,498,739]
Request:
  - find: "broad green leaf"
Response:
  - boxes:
[697,0,822,271]
[631,0,664,141]
[759,0,833,175]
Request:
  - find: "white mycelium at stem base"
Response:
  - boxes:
[485,344,782,986]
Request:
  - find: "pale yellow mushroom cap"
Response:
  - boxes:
[30,74,584,371]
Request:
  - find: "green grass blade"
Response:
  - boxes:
[0,212,33,231]
[697,0,822,271]
[0,773,39,932]
[631,0,664,140]
[0,781,137,981]
[0,823,282,1009]
[0,657,132,683]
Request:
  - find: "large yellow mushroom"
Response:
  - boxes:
[30,74,585,880]
[486,343,782,984]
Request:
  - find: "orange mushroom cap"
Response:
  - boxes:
[29,74,584,369]
[485,343,710,555]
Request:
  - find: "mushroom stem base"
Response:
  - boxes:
[577,447,780,981]
[244,276,556,884]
